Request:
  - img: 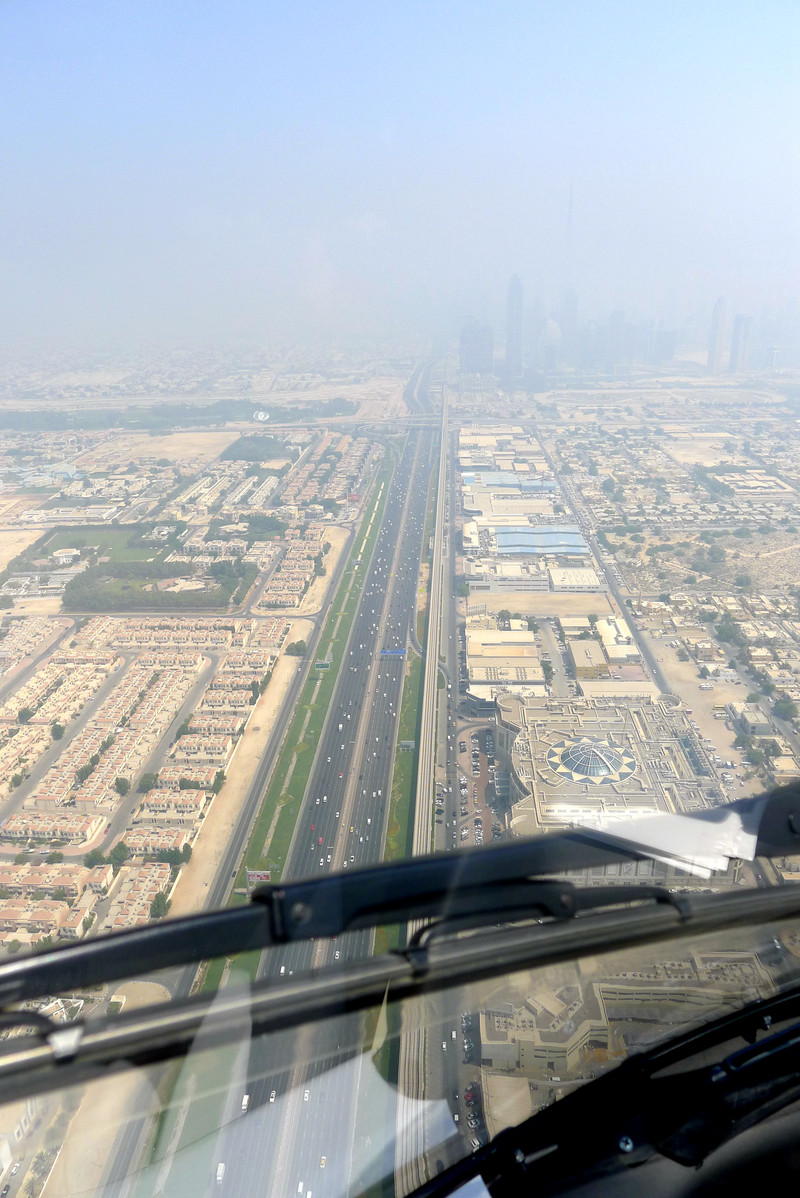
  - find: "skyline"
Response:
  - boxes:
[2,1,800,348]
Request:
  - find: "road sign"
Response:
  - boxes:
[246,868,271,890]
[315,661,330,670]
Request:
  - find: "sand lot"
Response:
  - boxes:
[299,526,349,614]
[169,620,314,918]
[10,596,64,616]
[472,591,617,618]
[639,627,759,794]
[74,430,240,471]
[0,527,47,570]
[267,376,407,420]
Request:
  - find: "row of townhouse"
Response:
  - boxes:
[188,713,245,737]
[244,539,280,568]
[0,659,71,721]
[198,688,252,711]
[172,735,233,767]
[32,661,113,726]
[134,789,208,826]
[251,617,290,650]
[1,659,202,843]
[124,826,193,857]
[0,812,105,843]
[0,862,113,901]
[258,588,302,608]
[0,616,56,676]
[82,615,240,651]
[158,765,218,790]
[0,725,50,800]
[98,863,173,934]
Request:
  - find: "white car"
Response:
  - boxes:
[269,1090,276,1103]
[303,1089,310,1102]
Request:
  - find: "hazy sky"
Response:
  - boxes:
[2,0,799,347]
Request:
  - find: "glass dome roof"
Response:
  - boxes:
[559,739,625,778]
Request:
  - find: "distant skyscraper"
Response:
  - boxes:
[707,296,726,373]
[505,275,523,379]
[728,314,751,373]
[459,321,494,374]
[560,289,579,365]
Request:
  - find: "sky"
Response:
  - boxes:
[1,0,799,348]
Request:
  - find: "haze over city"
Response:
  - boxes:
[3,6,800,1198]
[2,0,799,349]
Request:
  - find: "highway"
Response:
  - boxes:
[184,421,438,1198]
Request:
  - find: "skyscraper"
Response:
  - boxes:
[728,314,751,373]
[707,296,726,373]
[505,274,523,379]
[459,321,494,375]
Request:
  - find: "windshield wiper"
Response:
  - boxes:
[3,881,800,1108]
[0,783,798,1008]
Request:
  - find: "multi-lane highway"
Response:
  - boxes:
[184,424,438,1198]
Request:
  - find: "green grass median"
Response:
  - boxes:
[231,460,394,890]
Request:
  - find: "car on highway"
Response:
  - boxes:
[303,1090,309,1102]
[320,1156,326,1168]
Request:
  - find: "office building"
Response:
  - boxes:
[707,296,726,373]
[505,275,524,379]
[460,321,494,375]
[728,314,751,373]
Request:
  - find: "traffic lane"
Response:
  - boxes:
[246,435,430,1182]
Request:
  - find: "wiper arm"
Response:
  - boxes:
[0,782,797,1008]
[3,883,800,1110]
[0,821,708,1007]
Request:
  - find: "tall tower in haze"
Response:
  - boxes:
[707,296,726,373]
[728,314,751,373]
[459,321,494,375]
[505,275,524,380]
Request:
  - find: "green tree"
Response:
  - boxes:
[212,769,225,794]
[149,891,171,921]
[114,777,130,796]
[109,841,130,867]
[137,771,158,793]
[10,772,24,789]
[7,940,21,955]
[542,661,554,685]
[699,666,710,679]
[774,698,798,722]
[746,692,761,704]
[17,707,34,724]
[84,849,106,868]
[284,640,307,657]
[51,721,65,740]
[45,851,64,864]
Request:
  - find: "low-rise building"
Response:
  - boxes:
[567,639,609,679]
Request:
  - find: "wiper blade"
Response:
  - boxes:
[3,883,800,1108]
[0,783,797,1007]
